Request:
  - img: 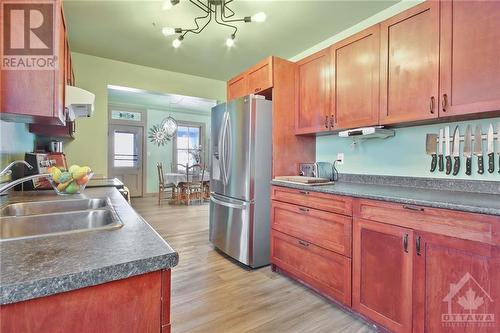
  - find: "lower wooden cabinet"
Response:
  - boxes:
[271,230,352,306]
[352,218,414,333]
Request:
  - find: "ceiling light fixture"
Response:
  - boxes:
[161,0,266,47]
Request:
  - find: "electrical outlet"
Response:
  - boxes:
[337,153,344,165]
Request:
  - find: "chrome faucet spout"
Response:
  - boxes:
[0,173,52,196]
[0,160,33,177]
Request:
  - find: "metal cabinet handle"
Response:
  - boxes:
[298,190,309,195]
[442,94,448,112]
[298,207,309,213]
[329,116,335,128]
[430,96,435,114]
[324,115,329,128]
[298,240,310,247]
[403,204,424,212]
[255,87,261,93]
[416,236,422,256]
[403,234,409,253]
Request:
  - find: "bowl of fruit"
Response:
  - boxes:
[48,165,93,195]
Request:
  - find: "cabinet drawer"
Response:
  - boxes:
[354,199,500,246]
[271,200,352,257]
[271,230,351,306]
[271,186,352,216]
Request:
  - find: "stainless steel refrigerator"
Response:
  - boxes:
[209,95,272,268]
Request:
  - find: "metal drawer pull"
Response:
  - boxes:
[298,190,309,195]
[324,115,329,128]
[430,96,435,114]
[298,240,310,247]
[299,207,309,213]
[416,236,422,256]
[442,94,448,112]
[403,234,409,253]
[403,204,424,212]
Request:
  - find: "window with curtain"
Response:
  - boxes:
[174,124,203,172]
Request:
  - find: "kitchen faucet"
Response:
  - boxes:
[0,161,52,196]
[0,160,33,177]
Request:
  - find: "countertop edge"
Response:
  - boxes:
[0,251,179,305]
[270,180,500,216]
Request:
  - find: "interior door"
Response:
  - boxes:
[439,0,500,117]
[353,218,414,333]
[108,125,143,197]
[379,1,439,124]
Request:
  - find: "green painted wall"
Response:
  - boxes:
[145,108,211,194]
[65,52,226,177]
[317,118,500,180]
[0,120,35,168]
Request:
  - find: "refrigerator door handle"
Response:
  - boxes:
[219,111,228,184]
[224,112,232,184]
[210,193,248,210]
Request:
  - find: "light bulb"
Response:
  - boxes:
[226,37,235,48]
[162,0,179,10]
[162,27,176,37]
[172,38,182,48]
[252,12,266,23]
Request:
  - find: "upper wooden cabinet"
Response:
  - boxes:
[379,1,440,125]
[295,49,331,134]
[352,218,414,333]
[331,26,380,130]
[1,0,69,125]
[227,57,272,101]
[439,0,500,117]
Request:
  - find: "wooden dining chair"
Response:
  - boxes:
[156,162,177,205]
[185,164,205,205]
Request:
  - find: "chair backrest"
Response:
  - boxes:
[157,162,164,185]
[186,164,202,183]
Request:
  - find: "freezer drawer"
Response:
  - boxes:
[209,193,254,266]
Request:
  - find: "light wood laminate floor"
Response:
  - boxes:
[131,196,376,333]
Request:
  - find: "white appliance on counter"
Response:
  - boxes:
[209,95,272,268]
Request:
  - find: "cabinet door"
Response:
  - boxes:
[413,232,500,333]
[379,1,439,125]
[332,25,380,130]
[247,57,272,94]
[295,49,331,134]
[353,218,413,332]
[439,0,500,117]
[227,74,248,101]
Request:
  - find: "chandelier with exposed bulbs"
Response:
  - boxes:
[161,0,266,48]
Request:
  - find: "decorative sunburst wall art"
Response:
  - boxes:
[148,116,178,147]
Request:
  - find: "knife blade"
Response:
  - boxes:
[452,126,460,176]
[474,125,484,174]
[463,125,473,176]
[497,122,500,174]
[487,124,494,173]
[426,134,438,172]
[438,128,444,172]
[445,126,452,175]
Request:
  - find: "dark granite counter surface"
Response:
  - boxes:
[0,187,178,305]
[271,175,500,216]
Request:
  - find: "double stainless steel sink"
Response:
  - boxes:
[0,198,123,241]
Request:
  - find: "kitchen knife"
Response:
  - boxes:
[445,126,452,175]
[452,126,460,176]
[498,122,500,174]
[426,134,438,172]
[487,124,494,173]
[474,125,484,174]
[463,125,473,176]
[438,128,444,172]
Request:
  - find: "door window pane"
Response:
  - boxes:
[114,131,138,167]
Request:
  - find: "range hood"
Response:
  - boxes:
[338,126,395,139]
[65,86,95,121]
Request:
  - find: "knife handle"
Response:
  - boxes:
[488,152,494,173]
[438,155,444,172]
[430,154,437,172]
[453,156,460,176]
[466,157,472,176]
[446,156,452,175]
[478,155,484,174]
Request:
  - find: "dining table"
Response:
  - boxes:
[164,172,210,186]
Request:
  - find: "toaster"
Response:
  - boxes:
[299,162,333,180]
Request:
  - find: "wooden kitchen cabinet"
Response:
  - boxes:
[295,48,331,134]
[439,0,500,118]
[227,74,248,101]
[331,25,380,130]
[0,270,172,333]
[379,1,439,125]
[1,0,69,125]
[227,57,272,100]
[352,218,413,333]
[413,232,500,333]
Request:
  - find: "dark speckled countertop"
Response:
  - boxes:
[271,175,500,216]
[0,187,178,305]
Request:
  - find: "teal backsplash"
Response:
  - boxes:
[0,120,35,167]
[317,117,500,180]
